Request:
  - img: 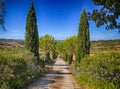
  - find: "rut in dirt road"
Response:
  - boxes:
[28,58,81,89]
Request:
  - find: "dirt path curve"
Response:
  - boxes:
[28,58,81,89]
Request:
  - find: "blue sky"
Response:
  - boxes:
[0,0,119,40]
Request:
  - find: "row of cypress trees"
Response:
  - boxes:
[24,2,90,65]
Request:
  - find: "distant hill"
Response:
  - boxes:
[0,39,24,49]
[0,38,120,52]
[0,38,24,42]
[56,40,63,43]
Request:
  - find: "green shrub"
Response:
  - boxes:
[68,54,73,65]
[0,51,25,89]
[0,50,43,89]
[72,52,120,89]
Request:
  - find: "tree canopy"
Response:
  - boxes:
[90,0,120,31]
[56,36,77,64]
[39,34,57,60]
[39,34,56,53]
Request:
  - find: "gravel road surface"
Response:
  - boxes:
[28,58,81,89]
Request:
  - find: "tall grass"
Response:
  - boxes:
[72,52,120,89]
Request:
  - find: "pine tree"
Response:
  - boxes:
[77,9,90,63]
[25,2,39,60]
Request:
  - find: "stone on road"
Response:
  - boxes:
[28,58,81,89]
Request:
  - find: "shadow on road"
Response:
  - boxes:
[47,70,72,75]
[28,58,81,89]
[54,64,69,66]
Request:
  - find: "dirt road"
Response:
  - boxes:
[28,58,81,89]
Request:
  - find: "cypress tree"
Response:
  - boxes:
[25,2,39,60]
[77,9,90,63]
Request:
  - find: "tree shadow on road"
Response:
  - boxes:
[54,64,69,66]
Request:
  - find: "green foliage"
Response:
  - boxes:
[0,49,43,89]
[72,52,120,89]
[89,0,120,30]
[68,54,73,65]
[44,51,53,64]
[56,36,77,64]
[77,9,90,63]
[25,2,39,60]
[39,34,57,63]
[52,49,56,60]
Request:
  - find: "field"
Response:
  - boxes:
[90,40,120,55]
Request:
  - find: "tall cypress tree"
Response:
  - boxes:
[77,9,90,63]
[25,2,39,60]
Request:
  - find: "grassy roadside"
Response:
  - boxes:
[71,51,120,89]
[0,49,50,89]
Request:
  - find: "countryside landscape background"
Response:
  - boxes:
[0,0,120,89]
